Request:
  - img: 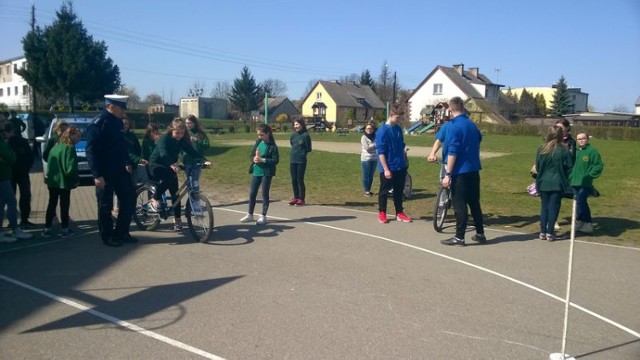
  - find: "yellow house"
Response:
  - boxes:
[301,80,385,127]
[506,87,589,113]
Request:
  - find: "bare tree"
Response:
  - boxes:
[187,80,206,97]
[376,60,392,103]
[338,73,359,84]
[145,92,163,105]
[302,79,320,99]
[118,85,142,110]
[261,78,288,97]
[210,80,231,100]
[612,104,630,113]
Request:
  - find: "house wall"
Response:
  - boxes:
[408,69,466,121]
[0,57,31,110]
[506,87,588,113]
[180,97,228,119]
[301,83,338,122]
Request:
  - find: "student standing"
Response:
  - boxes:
[569,132,603,234]
[289,117,312,206]
[184,114,210,194]
[376,106,412,224]
[7,123,35,227]
[42,127,81,238]
[141,122,161,161]
[360,123,377,197]
[240,124,279,225]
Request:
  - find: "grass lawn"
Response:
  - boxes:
[195,131,639,247]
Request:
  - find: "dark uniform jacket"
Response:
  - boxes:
[86,109,131,181]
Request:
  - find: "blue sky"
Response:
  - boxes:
[1,0,639,111]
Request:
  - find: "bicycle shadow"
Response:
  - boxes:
[204,223,295,245]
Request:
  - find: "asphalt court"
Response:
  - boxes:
[1,181,639,359]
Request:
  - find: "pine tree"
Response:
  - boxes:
[360,70,375,88]
[230,66,261,115]
[534,93,547,116]
[517,88,537,116]
[550,76,572,116]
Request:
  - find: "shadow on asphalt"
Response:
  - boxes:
[21,276,243,334]
[204,223,294,245]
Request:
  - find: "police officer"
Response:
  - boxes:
[86,95,137,247]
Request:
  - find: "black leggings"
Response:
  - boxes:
[248,175,272,216]
[149,163,180,218]
[46,188,71,228]
[290,162,307,201]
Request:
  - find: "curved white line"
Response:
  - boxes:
[217,207,640,339]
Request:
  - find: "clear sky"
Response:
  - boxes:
[1,0,639,111]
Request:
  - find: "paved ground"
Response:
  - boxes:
[1,165,639,359]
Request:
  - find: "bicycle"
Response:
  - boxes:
[432,161,451,232]
[133,163,214,242]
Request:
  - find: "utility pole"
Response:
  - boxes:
[264,92,268,124]
[392,71,397,104]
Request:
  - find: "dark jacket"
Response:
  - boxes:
[0,138,16,181]
[150,133,204,167]
[141,137,156,161]
[8,135,34,176]
[124,130,142,165]
[535,144,572,192]
[569,143,603,188]
[86,109,131,181]
[249,139,279,176]
[289,131,312,164]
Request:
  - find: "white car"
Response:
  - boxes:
[36,115,97,186]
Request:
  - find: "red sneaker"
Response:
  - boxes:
[295,199,305,207]
[288,198,297,206]
[396,212,412,223]
[378,211,389,224]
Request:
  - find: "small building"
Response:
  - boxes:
[408,64,508,124]
[300,80,385,127]
[148,103,179,116]
[0,56,31,110]
[258,97,301,124]
[179,97,228,119]
[564,112,640,127]
[506,86,589,114]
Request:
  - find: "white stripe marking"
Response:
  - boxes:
[218,207,640,338]
[0,274,225,360]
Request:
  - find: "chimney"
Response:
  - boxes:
[469,67,479,78]
[453,63,464,75]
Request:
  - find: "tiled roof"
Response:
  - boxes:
[317,81,385,109]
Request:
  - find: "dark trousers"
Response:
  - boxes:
[149,163,180,218]
[290,162,307,201]
[540,191,562,235]
[95,170,135,241]
[573,186,592,223]
[377,167,407,213]
[11,173,31,222]
[248,175,272,216]
[451,171,484,239]
[45,188,70,228]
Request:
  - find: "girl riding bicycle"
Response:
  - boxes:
[148,118,211,231]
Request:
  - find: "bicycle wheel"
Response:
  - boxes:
[133,184,161,231]
[185,194,214,242]
[433,186,450,232]
[403,172,413,199]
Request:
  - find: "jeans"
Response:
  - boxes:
[149,163,180,218]
[573,186,592,223]
[290,162,307,201]
[451,171,484,240]
[248,175,273,216]
[0,180,18,229]
[378,167,407,213]
[540,191,562,235]
[361,160,377,193]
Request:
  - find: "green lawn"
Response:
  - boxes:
[198,131,639,246]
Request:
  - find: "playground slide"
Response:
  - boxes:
[407,121,425,133]
[416,121,436,134]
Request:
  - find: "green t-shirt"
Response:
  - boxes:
[252,141,267,177]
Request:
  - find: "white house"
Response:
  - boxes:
[408,63,507,123]
[0,56,31,110]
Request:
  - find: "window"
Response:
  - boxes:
[15,86,18,95]
[7,87,10,96]
[433,83,443,95]
[13,64,18,73]
[0,88,3,97]
[23,85,29,96]
[316,92,322,100]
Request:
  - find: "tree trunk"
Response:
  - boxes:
[68,92,75,113]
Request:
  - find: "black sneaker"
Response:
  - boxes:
[20,221,37,229]
[103,238,123,247]
[441,237,465,246]
[471,233,487,244]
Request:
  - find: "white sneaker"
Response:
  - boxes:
[554,222,561,231]
[0,232,17,243]
[579,222,593,233]
[256,215,267,225]
[12,227,33,240]
[240,214,255,223]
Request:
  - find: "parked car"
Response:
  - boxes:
[17,113,48,143]
[36,114,98,186]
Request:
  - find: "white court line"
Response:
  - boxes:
[218,206,640,339]
[0,274,225,360]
